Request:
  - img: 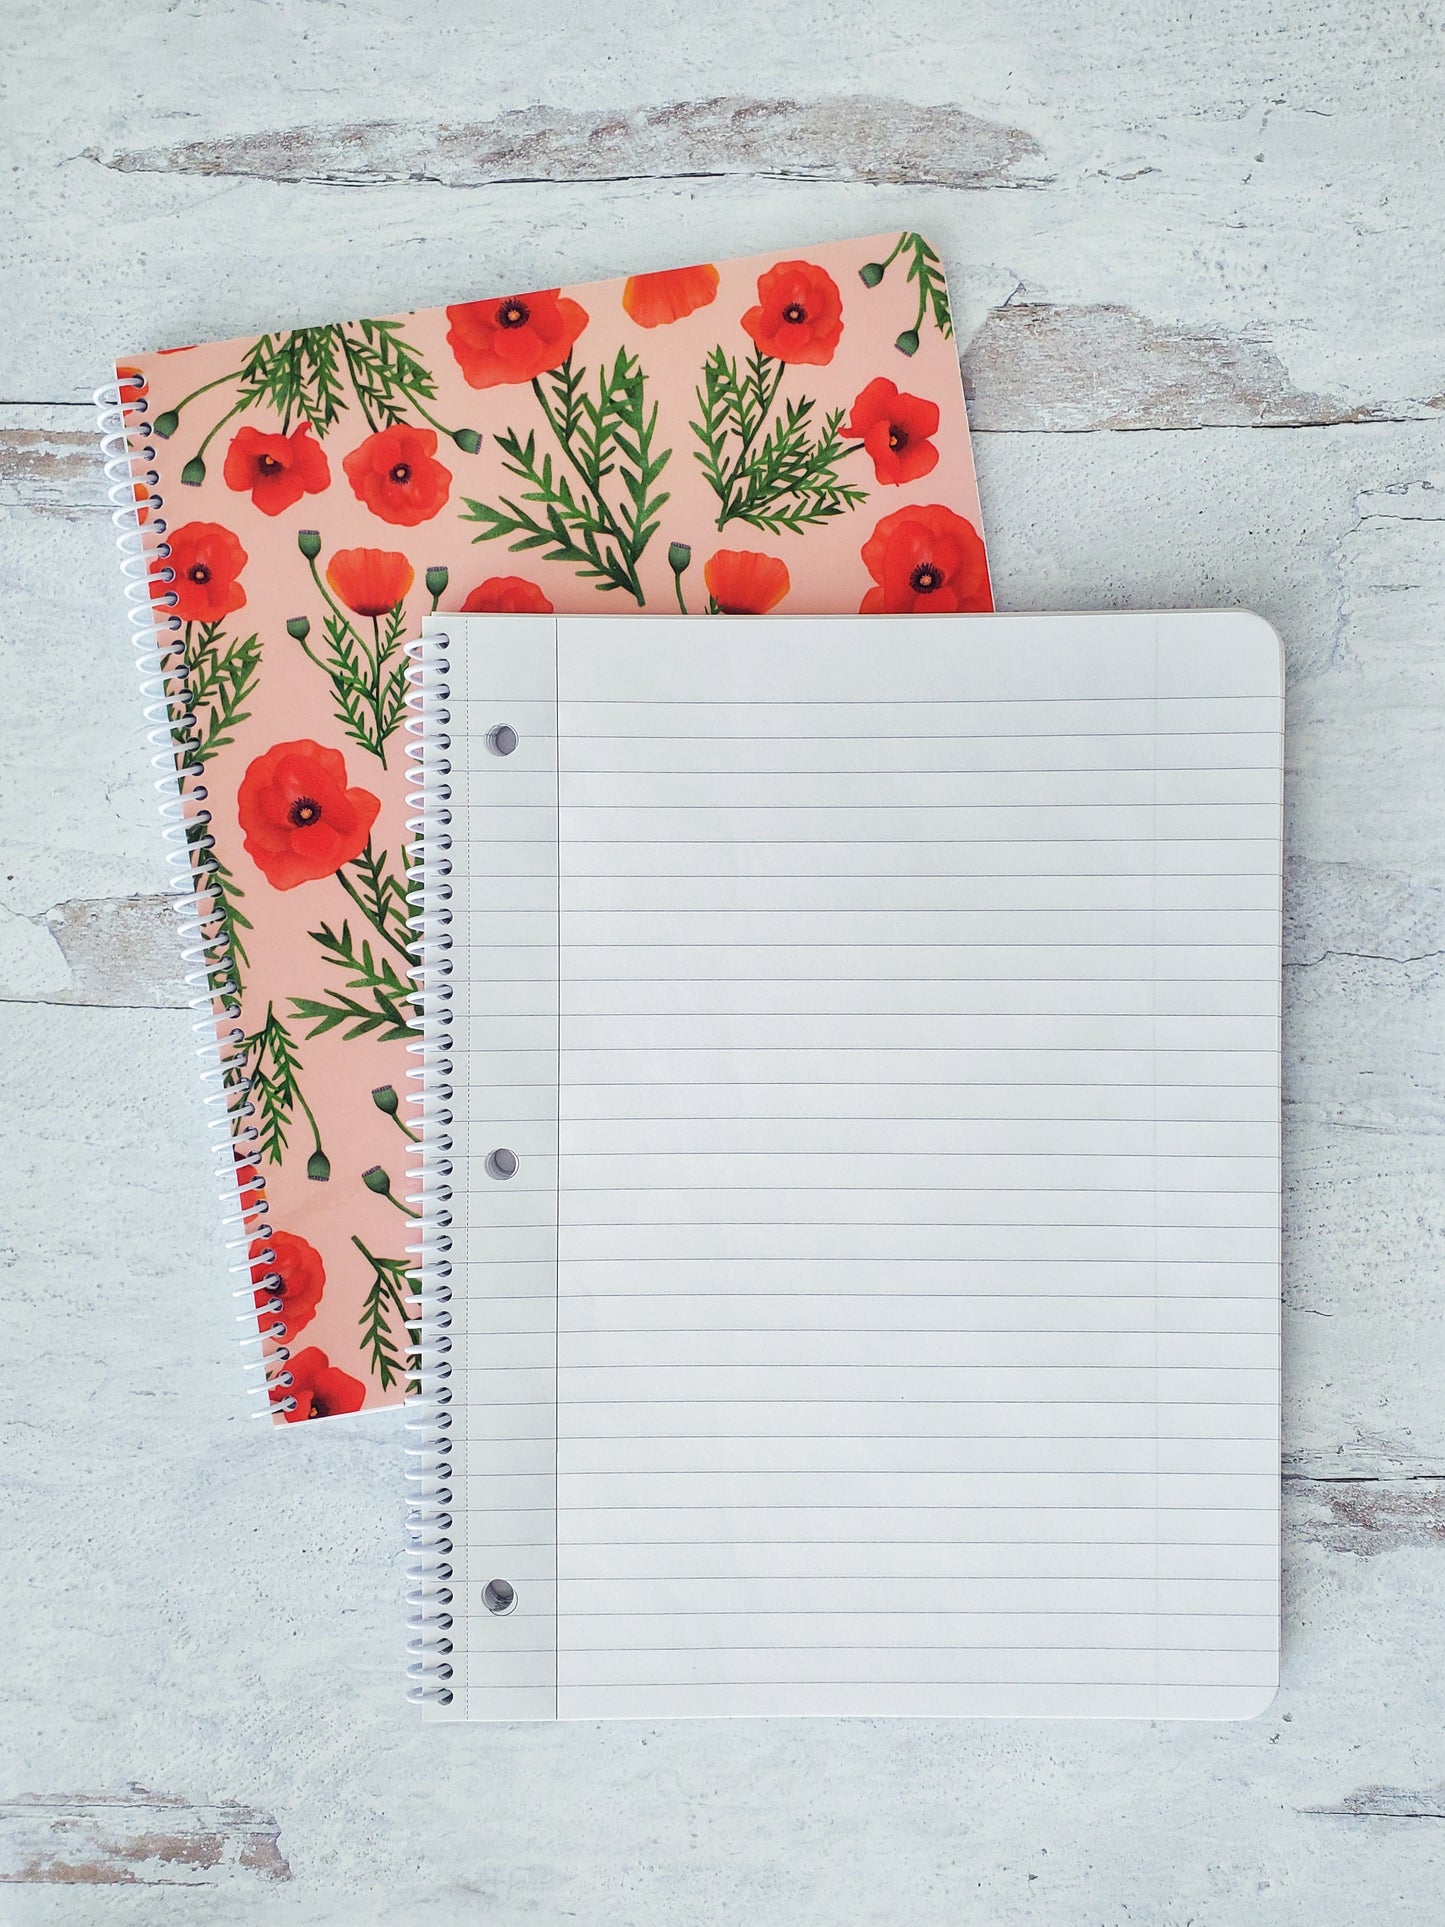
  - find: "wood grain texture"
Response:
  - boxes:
[4,0,1445,1918]
[0,1792,289,1885]
[28,894,189,1009]
[85,98,1053,191]
[1290,1478,1445,1557]
[961,304,1413,433]
[0,429,108,516]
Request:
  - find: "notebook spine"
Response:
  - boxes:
[94,375,281,1416]
[403,628,456,1705]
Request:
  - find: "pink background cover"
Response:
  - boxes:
[116,230,990,1421]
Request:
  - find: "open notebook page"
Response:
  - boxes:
[417,609,1282,1722]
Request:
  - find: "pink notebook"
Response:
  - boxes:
[100,231,991,1421]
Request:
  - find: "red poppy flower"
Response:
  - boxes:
[846,377,941,485]
[704,549,792,615]
[324,547,415,618]
[270,1346,366,1422]
[446,290,590,388]
[251,1229,326,1340]
[622,263,720,328]
[223,422,331,516]
[342,424,452,527]
[237,739,381,890]
[741,260,844,366]
[164,523,248,623]
[461,576,555,615]
[859,504,993,615]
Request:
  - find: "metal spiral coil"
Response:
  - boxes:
[95,376,285,1416]
[402,629,456,1705]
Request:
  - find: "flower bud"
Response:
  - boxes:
[425,566,449,599]
[153,410,180,438]
[371,1084,400,1117]
[667,542,692,575]
[893,328,921,357]
[362,1164,392,1196]
[306,1148,331,1182]
[297,529,322,560]
[451,428,483,454]
[180,455,206,487]
[286,616,311,642]
[858,261,886,288]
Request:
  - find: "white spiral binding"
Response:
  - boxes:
[95,375,287,1417]
[403,629,456,1705]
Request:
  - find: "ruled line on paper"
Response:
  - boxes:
[437,612,1281,1723]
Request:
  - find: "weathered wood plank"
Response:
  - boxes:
[84,98,1053,192]
[962,303,1427,433]
[25,894,190,1009]
[2,2,1444,1917]
[0,1792,289,1885]
[1289,1478,1445,1557]
[0,428,109,516]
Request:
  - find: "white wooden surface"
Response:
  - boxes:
[2,2,1444,1919]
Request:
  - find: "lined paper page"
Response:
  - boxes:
[434,609,1282,1723]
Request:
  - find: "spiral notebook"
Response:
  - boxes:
[97,230,989,1419]
[408,608,1283,1722]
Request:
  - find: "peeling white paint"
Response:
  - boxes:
[2,0,1444,1919]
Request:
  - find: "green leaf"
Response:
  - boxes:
[859,232,953,345]
[691,356,867,533]
[902,232,953,339]
[237,1004,310,1165]
[459,352,670,604]
[353,1236,418,1391]
[232,322,441,438]
[292,918,419,1044]
[198,846,253,980]
[291,598,406,765]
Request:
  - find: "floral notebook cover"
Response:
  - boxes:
[114,231,992,1423]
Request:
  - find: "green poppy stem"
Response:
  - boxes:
[160,366,247,423]
[302,550,391,766]
[193,389,257,465]
[407,394,468,443]
[338,331,383,435]
[369,613,388,770]
[292,1082,328,1173]
[351,1235,418,1323]
[530,365,645,606]
[334,863,414,965]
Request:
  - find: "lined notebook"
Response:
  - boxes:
[407,609,1283,1722]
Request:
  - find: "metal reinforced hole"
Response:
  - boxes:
[485,724,519,756]
[485,1148,518,1180]
[483,1579,516,1615]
